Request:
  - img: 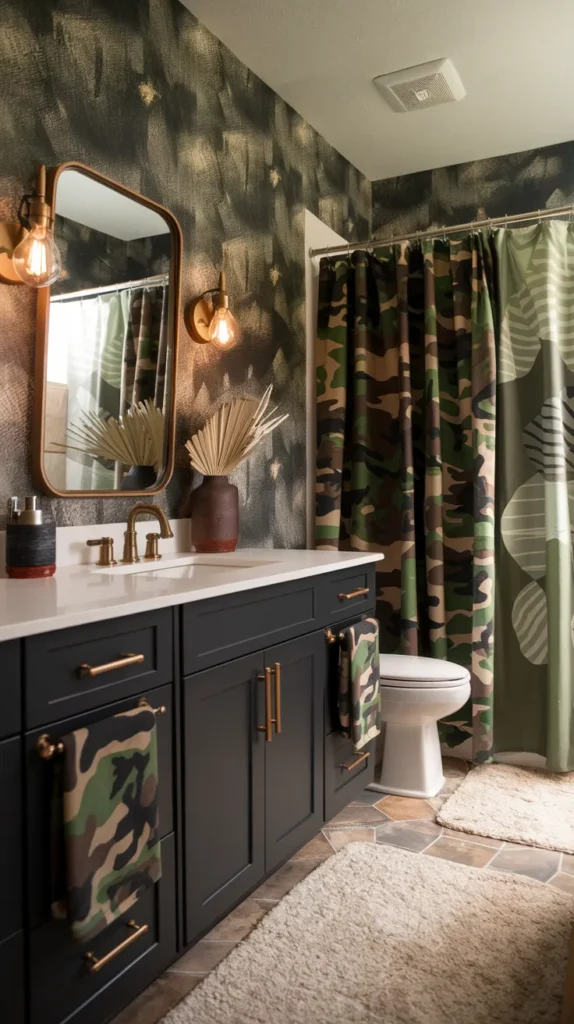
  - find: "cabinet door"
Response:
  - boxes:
[0,932,24,1024]
[0,738,22,941]
[264,632,325,874]
[183,653,265,945]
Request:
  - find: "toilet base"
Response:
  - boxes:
[367,777,445,800]
[367,719,445,799]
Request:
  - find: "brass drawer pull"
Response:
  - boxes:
[273,662,282,735]
[340,751,370,771]
[78,653,145,678]
[257,667,273,742]
[36,733,64,760]
[84,920,148,973]
[338,587,369,601]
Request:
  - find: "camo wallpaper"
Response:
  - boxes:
[372,140,574,239]
[0,0,370,543]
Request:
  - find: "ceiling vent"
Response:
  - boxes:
[373,58,466,113]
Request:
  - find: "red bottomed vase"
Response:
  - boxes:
[190,475,239,553]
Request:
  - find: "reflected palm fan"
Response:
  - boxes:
[51,399,165,472]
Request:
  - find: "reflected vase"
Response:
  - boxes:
[121,465,157,490]
[190,475,239,553]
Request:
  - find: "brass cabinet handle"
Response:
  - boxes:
[36,733,64,760]
[257,667,273,742]
[338,587,369,601]
[84,920,148,973]
[273,662,282,735]
[78,653,145,678]
[339,751,370,771]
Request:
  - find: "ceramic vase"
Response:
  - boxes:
[190,475,239,553]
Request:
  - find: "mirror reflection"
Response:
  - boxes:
[43,168,175,493]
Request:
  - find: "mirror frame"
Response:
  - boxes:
[32,161,183,498]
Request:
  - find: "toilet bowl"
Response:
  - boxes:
[368,654,471,799]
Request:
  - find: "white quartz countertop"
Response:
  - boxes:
[0,549,383,642]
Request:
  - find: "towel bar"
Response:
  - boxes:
[36,701,165,759]
[138,699,167,715]
[36,733,64,760]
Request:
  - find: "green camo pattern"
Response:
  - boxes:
[316,239,496,760]
[59,704,161,943]
[338,617,381,750]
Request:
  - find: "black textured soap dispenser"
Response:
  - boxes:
[5,496,56,579]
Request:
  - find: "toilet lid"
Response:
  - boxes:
[379,654,470,687]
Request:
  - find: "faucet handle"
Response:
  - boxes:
[87,537,117,567]
[144,533,161,561]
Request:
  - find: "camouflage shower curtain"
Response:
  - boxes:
[316,240,497,761]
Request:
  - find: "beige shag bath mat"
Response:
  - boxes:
[437,763,574,853]
[162,842,573,1024]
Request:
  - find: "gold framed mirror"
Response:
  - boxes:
[32,162,182,497]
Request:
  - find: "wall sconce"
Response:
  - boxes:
[0,165,62,288]
[185,270,241,350]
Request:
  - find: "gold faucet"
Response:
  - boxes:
[121,504,174,564]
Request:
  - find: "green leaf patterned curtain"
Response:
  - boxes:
[316,239,497,761]
[495,222,574,772]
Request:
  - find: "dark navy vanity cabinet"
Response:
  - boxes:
[0,564,377,1024]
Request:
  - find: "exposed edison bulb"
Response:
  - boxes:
[208,305,240,350]
[12,224,62,288]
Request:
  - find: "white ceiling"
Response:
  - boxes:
[56,171,169,240]
[181,0,574,181]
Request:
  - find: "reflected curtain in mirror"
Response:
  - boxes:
[47,278,169,490]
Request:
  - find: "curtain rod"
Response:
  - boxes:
[308,204,574,258]
[50,273,169,302]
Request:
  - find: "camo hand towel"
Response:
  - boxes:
[338,618,381,750]
[58,703,161,943]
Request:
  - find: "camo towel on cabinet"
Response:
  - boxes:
[316,241,497,761]
[55,703,161,943]
[338,617,381,751]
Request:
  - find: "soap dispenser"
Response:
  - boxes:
[5,496,56,578]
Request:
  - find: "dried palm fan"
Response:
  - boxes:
[52,399,165,472]
[185,385,288,476]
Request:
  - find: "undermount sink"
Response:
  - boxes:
[94,554,280,578]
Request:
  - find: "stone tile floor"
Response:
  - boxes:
[113,757,574,1024]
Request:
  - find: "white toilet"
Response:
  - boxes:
[368,654,471,799]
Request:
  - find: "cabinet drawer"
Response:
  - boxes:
[0,738,22,940]
[29,833,176,1024]
[0,640,21,738]
[316,565,377,624]
[26,683,174,929]
[25,609,173,727]
[324,733,376,822]
[182,578,317,674]
[0,931,24,1024]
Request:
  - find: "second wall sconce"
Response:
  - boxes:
[185,270,241,350]
[0,165,62,288]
